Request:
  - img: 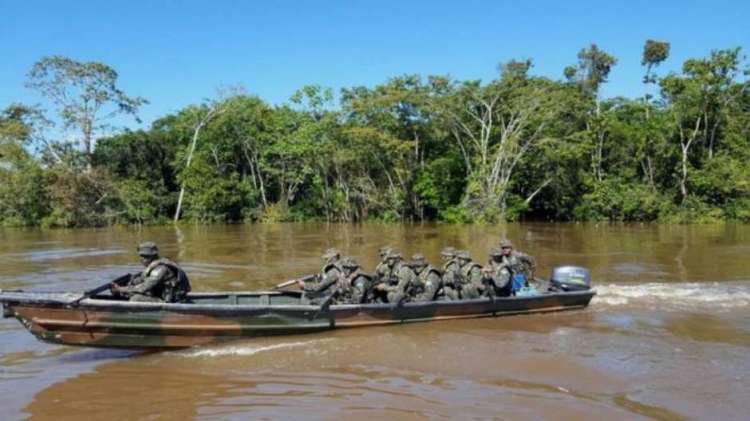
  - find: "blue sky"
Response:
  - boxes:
[1,0,748,129]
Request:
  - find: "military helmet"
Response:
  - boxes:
[386,250,402,260]
[500,239,514,249]
[378,246,393,258]
[322,248,340,259]
[341,257,360,269]
[411,253,427,267]
[456,250,471,260]
[440,247,457,257]
[489,247,503,257]
[137,241,159,257]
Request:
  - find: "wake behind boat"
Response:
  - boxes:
[0,275,595,350]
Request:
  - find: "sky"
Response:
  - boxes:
[1,0,748,129]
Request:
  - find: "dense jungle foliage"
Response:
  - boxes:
[1,41,749,227]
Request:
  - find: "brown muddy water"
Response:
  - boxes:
[0,223,749,420]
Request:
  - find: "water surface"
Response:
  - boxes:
[1,223,748,419]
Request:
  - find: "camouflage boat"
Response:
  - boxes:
[0,267,595,350]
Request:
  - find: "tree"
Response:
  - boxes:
[0,104,50,225]
[661,48,746,202]
[434,63,565,221]
[26,56,147,163]
[642,40,670,84]
[565,44,618,97]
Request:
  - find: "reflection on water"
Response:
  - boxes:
[1,222,749,419]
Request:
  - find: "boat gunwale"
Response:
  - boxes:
[0,289,596,313]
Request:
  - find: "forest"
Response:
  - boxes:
[1,40,749,227]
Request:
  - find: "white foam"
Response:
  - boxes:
[176,339,332,358]
[595,282,750,310]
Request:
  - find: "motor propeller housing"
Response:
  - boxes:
[550,266,592,291]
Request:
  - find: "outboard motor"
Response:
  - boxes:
[550,266,591,292]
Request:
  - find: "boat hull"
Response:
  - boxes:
[1,290,595,349]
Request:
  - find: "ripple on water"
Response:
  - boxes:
[3,248,125,262]
[595,282,750,311]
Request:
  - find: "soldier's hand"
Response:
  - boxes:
[297,280,305,288]
[375,284,387,291]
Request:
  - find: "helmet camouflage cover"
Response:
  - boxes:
[499,239,514,249]
[378,246,393,257]
[322,248,340,259]
[386,250,402,260]
[456,250,471,260]
[137,241,159,257]
[440,247,457,257]
[341,257,360,269]
[410,253,427,267]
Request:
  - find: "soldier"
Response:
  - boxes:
[409,254,442,302]
[497,239,536,281]
[298,248,343,289]
[440,247,459,297]
[111,242,191,303]
[444,250,483,300]
[482,247,513,297]
[374,246,393,284]
[336,258,372,304]
[374,251,414,304]
[298,248,344,302]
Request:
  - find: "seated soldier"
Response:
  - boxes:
[336,258,372,304]
[481,248,513,297]
[443,250,483,300]
[497,239,536,280]
[111,242,191,303]
[409,254,442,302]
[298,248,343,289]
[374,251,414,304]
[439,247,459,298]
[374,246,393,284]
[298,248,344,303]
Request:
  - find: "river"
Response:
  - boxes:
[0,223,748,420]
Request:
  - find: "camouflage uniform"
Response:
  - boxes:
[114,242,191,303]
[373,246,393,284]
[443,251,482,300]
[302,248,344,303]
[335,258,372,304]
[409,254,442,302]
[482,248,513,297]
[370,247,393,303]
[377,251,415,304]
[439,247,459,299]
[497,239,536,279]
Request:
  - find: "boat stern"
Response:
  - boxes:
[2,302,13,318]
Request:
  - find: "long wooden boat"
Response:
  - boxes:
[0,287,595,349]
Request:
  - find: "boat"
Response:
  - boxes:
[0,267,596,350]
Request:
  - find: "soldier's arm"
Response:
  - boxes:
[491,267,511,288]
[469,267,484,287]
[415,273,441,302]
[351,276,369,304]
[519,252,536,272]
[128,266,168,294]
[311,275,338,294]
[442,269,456,287]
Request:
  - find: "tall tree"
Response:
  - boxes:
[26,56,147,163]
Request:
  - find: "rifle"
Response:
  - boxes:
[70,273,132,306]
[274,274,317,290]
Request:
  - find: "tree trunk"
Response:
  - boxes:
[680,145,689,203]
[174,115,210,222]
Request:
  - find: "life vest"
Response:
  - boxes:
[418,266,441,288]
[144,258,191,302]
[459,262,482,284]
